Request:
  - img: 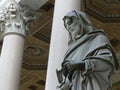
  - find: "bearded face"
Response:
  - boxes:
[63,16,78,30]
[63,15,82,41]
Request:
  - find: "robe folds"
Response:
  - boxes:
[58,30,119,90]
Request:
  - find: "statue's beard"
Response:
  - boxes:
[68,25,82,42]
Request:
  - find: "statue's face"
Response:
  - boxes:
[63,16,78,31]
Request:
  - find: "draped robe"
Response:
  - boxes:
[58,30,118,90]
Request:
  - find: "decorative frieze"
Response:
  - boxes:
[23,61,47,70]
[24,45,47,56]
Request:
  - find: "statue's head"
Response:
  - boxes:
[63,10,94,40]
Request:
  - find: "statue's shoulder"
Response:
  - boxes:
[88,29,106,36]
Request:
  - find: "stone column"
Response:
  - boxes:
[0,2,33,90]
[45,0,81,90]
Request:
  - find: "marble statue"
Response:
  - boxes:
[56,10,119,90]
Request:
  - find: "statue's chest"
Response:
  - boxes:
[65,41,91,63]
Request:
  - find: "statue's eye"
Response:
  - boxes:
[63,16,76,26]
[68,16,76,25]
[67,20,72,25]
[69,17,74,24]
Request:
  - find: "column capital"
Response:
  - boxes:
[0,1,35,38]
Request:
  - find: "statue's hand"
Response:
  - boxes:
[63,61,85,72]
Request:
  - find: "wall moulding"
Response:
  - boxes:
[84,0,120,22]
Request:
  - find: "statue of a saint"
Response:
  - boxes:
[56,10,119,90]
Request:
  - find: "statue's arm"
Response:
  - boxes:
[64,48,114,73]
[84,48,114,73]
